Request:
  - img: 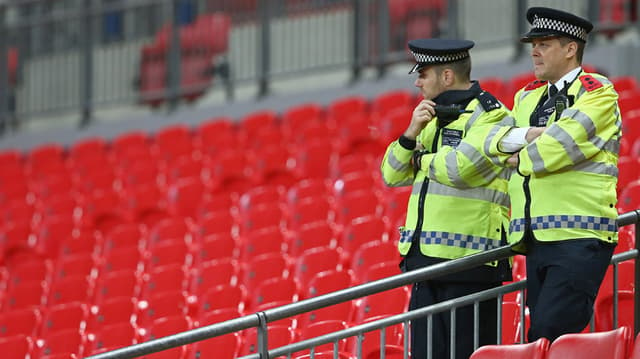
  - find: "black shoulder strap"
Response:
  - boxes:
[476,91,502,112]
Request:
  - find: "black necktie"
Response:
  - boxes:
[549,85,558,97]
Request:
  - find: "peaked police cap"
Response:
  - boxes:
[521,7,593,43]
[407,39,474,74]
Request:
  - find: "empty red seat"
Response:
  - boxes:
[189,258,238,296]
[138,43,167,107]
[48,275,95,306]
[37,328,89,358]
[303,269,354,299]
[293,246,344,285]
[143,316,193,359]
[618,180,640,213]
[352,286,410,323]
[239,325,296,357]
[237,226,286,262]
[190,332,240,359]
[0,335,35,359]
[88,322,139,353]
[295,319,349,356]
[371,89,414,118]
[546,326,631,359]
[470,337,549,359]
[41,302,89,336]
[340,215,389,255]
[0,307,42,337]
[198,288,246,317]
[87,296,137,330]
[286,221,337,257]
[252,277,299,309]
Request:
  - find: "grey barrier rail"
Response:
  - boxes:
[86,209,640,359]
[1,0,636,131]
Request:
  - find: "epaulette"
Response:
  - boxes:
[524,80,547,91]
[579,75,603,92]
[476,91,502,112]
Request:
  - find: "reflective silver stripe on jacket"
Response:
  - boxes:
[509,215,617,233]
[464,104,485,132]
[427,181,510,207]
[399,229,501,251]
[431,142,497,188]
[387,148,411,172]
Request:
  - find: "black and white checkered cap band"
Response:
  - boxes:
[532,15,588,41]
[411,50,469,64]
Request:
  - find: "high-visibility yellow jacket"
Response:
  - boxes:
[485,71,621,249]
[381,91,514,263]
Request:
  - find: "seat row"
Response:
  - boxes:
[471,325,636,359]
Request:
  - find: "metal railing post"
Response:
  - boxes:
[256,312,269,359]
[167,0,181,112]
[513,0,527,61]
[0,4,9,134]
[257,0,271,98]
[350,0,364,83]
[80,0,94,127]
[376,0,389,78]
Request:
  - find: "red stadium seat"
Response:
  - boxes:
[295,319,349,355]
[286,221,337,257]
[94,269,142,302]
[189,258,238,296]
[303,269,354,299]
[140,264,188,298]
[292,246,344,285]
[136,291,192,328]
[37,328,89,358]
[237,226,286,262]
[41,302,89,335]
[281,102,325,140]
[87,296,137,330]
[546,326,631,359]
[239,325,296,356]
[594,290,635,332]
[189,332,240,359]
[143,316,193,359]
[197,296,245,321]
[0,307,42,337]
[618,180,640,213]
[3,280,48,311]
[470,337,549,359]
[352,286,410,323]
[340,215,390,255]
[88,322,139,352]
[239,252,290,294]
[48,275,95,306]
[198,306,242,326]
[194,233,236,263]
[0,335,35,359]
[145,240,192,269]
[371,89,414,118]
[252,276,300,309]
[350,240,400,279]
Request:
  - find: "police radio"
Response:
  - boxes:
[434,104,473,128]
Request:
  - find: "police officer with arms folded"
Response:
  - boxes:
[483,7,621,342]
[380,38,513,359]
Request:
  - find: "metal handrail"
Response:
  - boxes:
[86,209,640,359]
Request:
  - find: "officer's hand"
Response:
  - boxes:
[404,100,436,139]
[525,127,546,143]
[506,152,519,167]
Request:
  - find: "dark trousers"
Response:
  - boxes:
[524,231,615,342]
[408,280,501,359]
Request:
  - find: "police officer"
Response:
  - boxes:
[380,39,513,359]
[484,7,621,342]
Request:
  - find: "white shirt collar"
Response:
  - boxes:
[550,67,582,92]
